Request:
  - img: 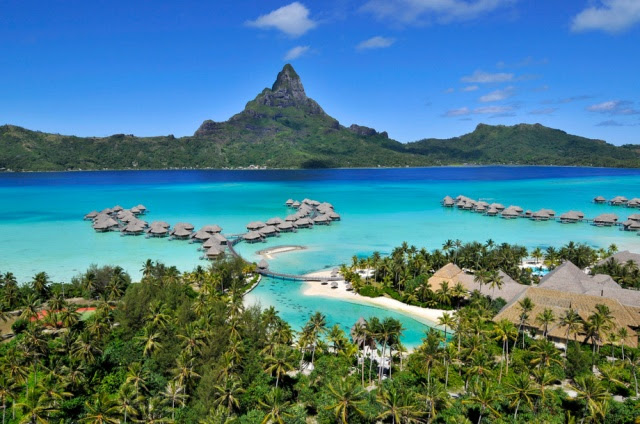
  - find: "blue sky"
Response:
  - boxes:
[1,0,639,144]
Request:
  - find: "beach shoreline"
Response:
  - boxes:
[257,245,307,259]
[302,269,448,328]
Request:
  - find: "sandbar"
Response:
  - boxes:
[257,245,306,259]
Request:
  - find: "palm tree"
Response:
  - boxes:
[531,247,543,264]
[213,378,244,413]
[31,272,51,300]
[504,374,537,421]
[80,393,120,424]
[0,375,18,424]
[377,387,422,424]
[264,348,296,388]
[136,327,162,358]
[517,297,534,348]
[305,312,327,366]
[325,377,366,424]
[17,390,58,424]
[19,294,41,321]
[71,331,102,365]
[115,384,141,424]
[137,397,169,424]
[535,308,555,339]
[162,381,186,421]
[486,270,503,297]
[530,339,562,369]
[492,319,517,381]
[462,380,501,424]
[437,312,455,341]
[473,270,488,294]
[125,363,149,396]
[450,282,466,309]
[420,380,451,423]
[259,388,292,424]
[559,309,583,349]
[571,375,610,423]
[617,327,629,360]
[584,305,615,355]
[625,350,640,398]
[435,281,452,306]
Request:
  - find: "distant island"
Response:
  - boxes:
[2,64,639,171]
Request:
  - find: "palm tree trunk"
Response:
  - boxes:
[2,399,5,424]
[378,341,387,383]
[445,361,449,389]
[361,349,365,386]
[477,406,484,424]
[514,399,520,420]
[368,350,374,385]
[633,368,638,397]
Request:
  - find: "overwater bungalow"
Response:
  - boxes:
[147,226,169,237]
[313,215,331,225]
[122,222,145,235]
[593,213,619,227]
[246,221,266,231]
[130,206,141,214]
[266,217,285,226]
[174,222,194,231]
[259,225,279,237]
[202,238,221,249]
[93,217,119,232]
[475,205,487,213]
[136,204,147,214]
[100,208,113,215]
[243,231,264,243]
[540,208,556,217]
[491,203,506,211]
[112,205,124,213]
[531,210,551,221]
[559,211,584,223]
[277,222,296,232]
[211,233,228,245]
[622,220,640,231]
[285,214,299,222]
[292,201,301,208]
[205,246,223,259]
[295,218,314,228]
[510,205,524,214]
[130,218,148,227]
[485,207,499,216]
[593,196,606,204]
[258,259,269,270]
[441,196,455,207]
[285,199,294,206]
[84,211,98,220]
[524,210,533,218]
[327,211,341,221]
[628,213,640,222]
[171,227,192,239]
[627,198,640,208]
[201,225,222,234]
[501,208,520,219]
[150,221,170,228]
[191,230,212,242]
[610,196,628,206]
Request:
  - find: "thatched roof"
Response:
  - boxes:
[259,225,279,235]
[494,286,640,347]
[295,218,313,226]
[313,215,331,222]
[201,225,223,234]
[205,246,223,258]
[292,201,301,208]
[501,208,520,217]
[112,205,124,212]
[122,222,145,233]
[427,263,527,303]
[328,211,341,220]
[593,213,618,223]
[628,214,640,222]
[246,221,266,230]
[560,211,584,220]
[202,238,221,249]
[171,227,191,237]
[84,211,98,219]
[137,204,147,211]
[174,222,194,230]
[258,259,269,269]
[277,222,295,229]
[594,196,606,202]
[266,217,285,226]
[596,250,640,267]
[531,210,550,219]
[191,230,212,241]
[93,218,119,229]
[131,206,141,214]
[285,214,299,222]
[490,203,506,210]
[243,231,263,241]
[285,199,294,205]
[149,226,169,235]
[150,221,170,228]
[212,233,228,244]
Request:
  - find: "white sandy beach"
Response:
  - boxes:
[303,269,448,327]
[257,245,306,259]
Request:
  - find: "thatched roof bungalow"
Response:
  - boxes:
[191,230,212,242]
[594,196,606,204]
[442,196,455,207]
[84,211,98,220]
[313,215,331,225]
[201,225,222,234]
[285,199,294,206]
[277,222,296,232]
[246,221,266,231]
[266,217,285,226]
[596,250,640,267]
[593,213,618,226]
[294,218,313,228]
[559,211,584,223]
[243,231,263,243]
[258,259,269,269]
[174,222,194,231]
[259,225,279,237]
[494,287,639,347]
[327,211,341,221]
[170,227,192,239]
[205,246,223,259]
[93,217,119,232]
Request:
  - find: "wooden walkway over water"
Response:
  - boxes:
[256,269,343,282]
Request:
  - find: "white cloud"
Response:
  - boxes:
[571,0,640,33]
[529,107,557,115]
[479,86,515,102]
[461,85,479,92]
[474,105,514,114]
[357,36,396,50]
[444,87,455,94]
[284,45,310,60]
[443,107,471,117]
[246,2,317,37]
[461,70,514,83]
[587,100,640,115]
[361,0,514,24]
[443,104,515,117]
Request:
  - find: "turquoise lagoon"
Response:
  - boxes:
[2,167,640,346]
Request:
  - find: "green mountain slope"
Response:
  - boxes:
[1,64,639,171]
[406,123,640,167]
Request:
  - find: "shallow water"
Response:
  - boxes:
[2,166,640,346]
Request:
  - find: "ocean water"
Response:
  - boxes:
[2,167,640,346]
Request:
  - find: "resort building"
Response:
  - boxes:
[596,250,640,267]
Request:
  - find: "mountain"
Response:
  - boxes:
[1,64,639,171]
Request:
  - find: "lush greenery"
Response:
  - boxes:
[1,250,639,423]
[2,65,640,171]
[338,240,622,310]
